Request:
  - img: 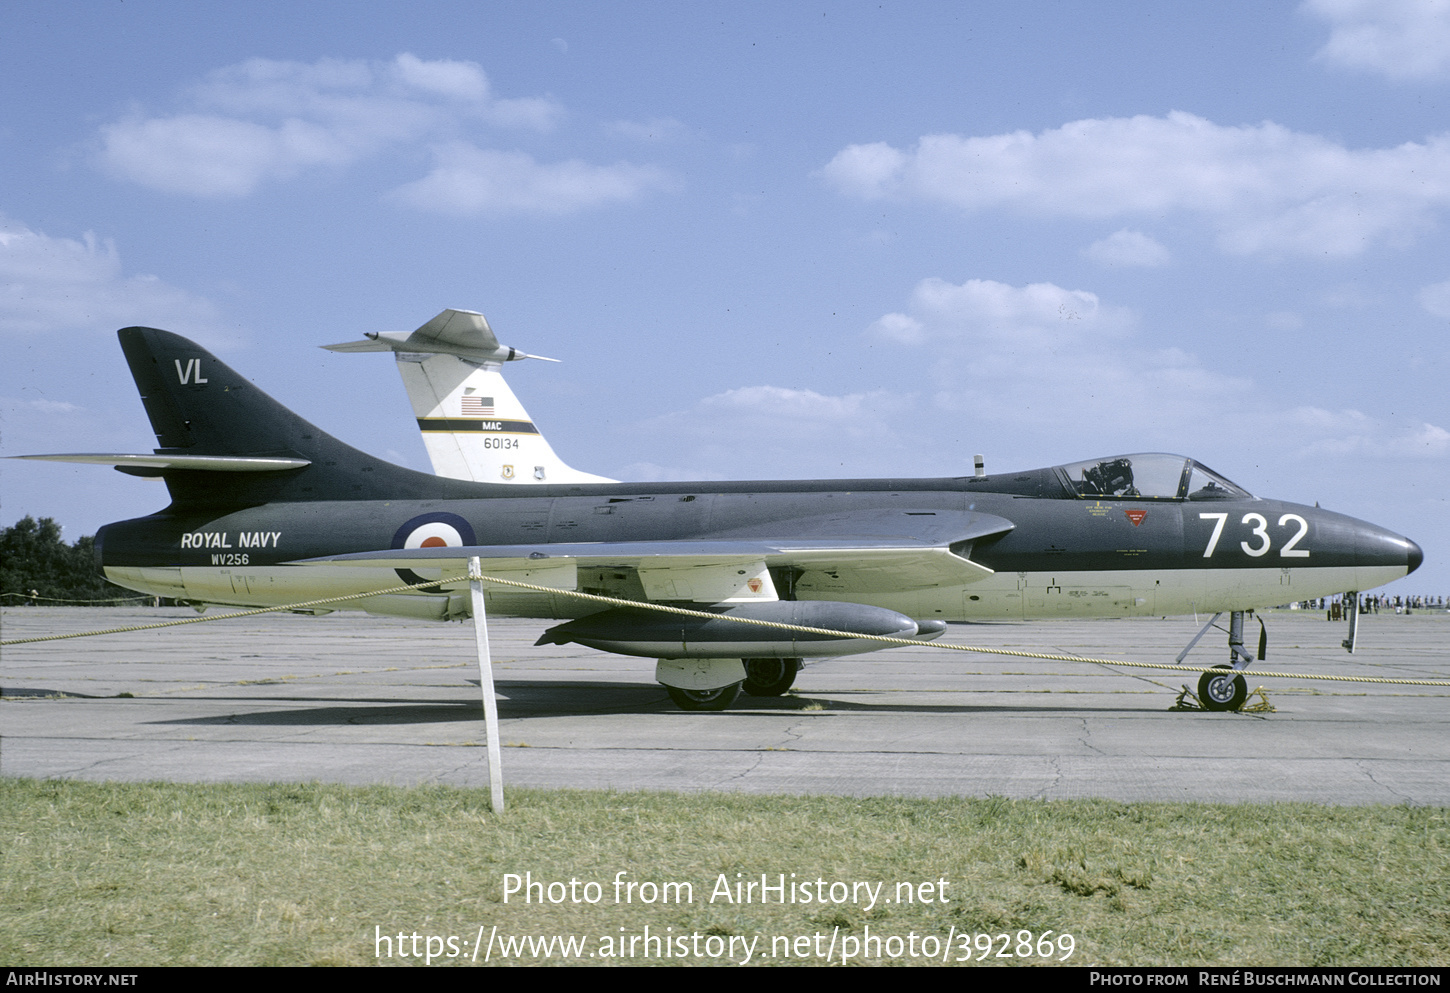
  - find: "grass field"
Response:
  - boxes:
[1,778,1445,967]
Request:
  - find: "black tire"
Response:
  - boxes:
[742,658,800,697]
[1198,664,1247,712]
[665,682,742,711]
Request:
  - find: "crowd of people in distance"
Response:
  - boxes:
[1295,594,1447,620]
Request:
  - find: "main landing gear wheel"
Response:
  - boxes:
[742,658,801,697]
[666,682,742,712]
[1198,664,1248,712]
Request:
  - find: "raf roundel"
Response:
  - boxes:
[404,521,464,548]
[392,512,476,550]
[390,512,476,587]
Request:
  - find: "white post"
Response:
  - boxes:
[469,556,505,814]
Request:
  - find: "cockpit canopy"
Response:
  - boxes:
[1056,453,1251,501]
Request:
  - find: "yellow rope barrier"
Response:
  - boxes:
[0,578,453,646]
[5,571,1449,688]
[1,591,155,605]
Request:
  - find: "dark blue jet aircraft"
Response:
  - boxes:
[19,326,1422,711]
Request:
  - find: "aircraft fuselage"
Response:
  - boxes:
[20,325,1424,710]
[96,471,1416,622]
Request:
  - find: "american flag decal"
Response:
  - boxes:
[460,396,495,416]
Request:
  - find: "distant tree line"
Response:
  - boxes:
[1,516,145,604]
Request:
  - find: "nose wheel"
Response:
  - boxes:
[1197,665,1248,712]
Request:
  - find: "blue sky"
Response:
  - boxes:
[3,1,1446,595]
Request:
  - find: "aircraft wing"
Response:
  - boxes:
[292,509,1014,599]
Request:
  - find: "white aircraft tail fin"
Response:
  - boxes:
[323,309,615,485]
[400,352,614,484]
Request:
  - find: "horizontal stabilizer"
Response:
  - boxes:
[106,325,474,506]
[11,453,311,472]
[323,307,608,485]
[321,308,558,365]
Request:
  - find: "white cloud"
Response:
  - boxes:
[823,142,906,199]
[1084,229,1171,267]
[1306,0,1450,80]
[607,117,690,142]
[392,144,671,216]
[98,54,563,197]
[868,311,924,344]
[869,278,1134,353]
[1403,421,1450,454]
[867,276,1448,465]
[631,385,914,478]
[390,52,491,102]
[822,112,1450,257]
[700,385,900,425]
[869,278,1222,435]
[0,215,219,335]
[649,385,906,441]
[1322,283,1377,308]
[4,397,79,414]
[627,275,1448,483]
[1417,277,1450,317]
[101,115,351,197]
[1290,407,1450,458]
[1266,310,1305,330]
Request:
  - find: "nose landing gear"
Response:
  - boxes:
[1175,609,1266,712]
[1197,664,1248,712]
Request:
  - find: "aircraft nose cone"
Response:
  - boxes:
[1342,519,1424,577]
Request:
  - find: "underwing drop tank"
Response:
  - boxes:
[536,601,945,659]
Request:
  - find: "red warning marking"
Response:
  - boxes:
[1125,509,1147,526]
[747,578,763,593]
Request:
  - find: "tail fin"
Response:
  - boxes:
[323,309,614,485]
[399,353,615,484]
[116,326,461,507]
